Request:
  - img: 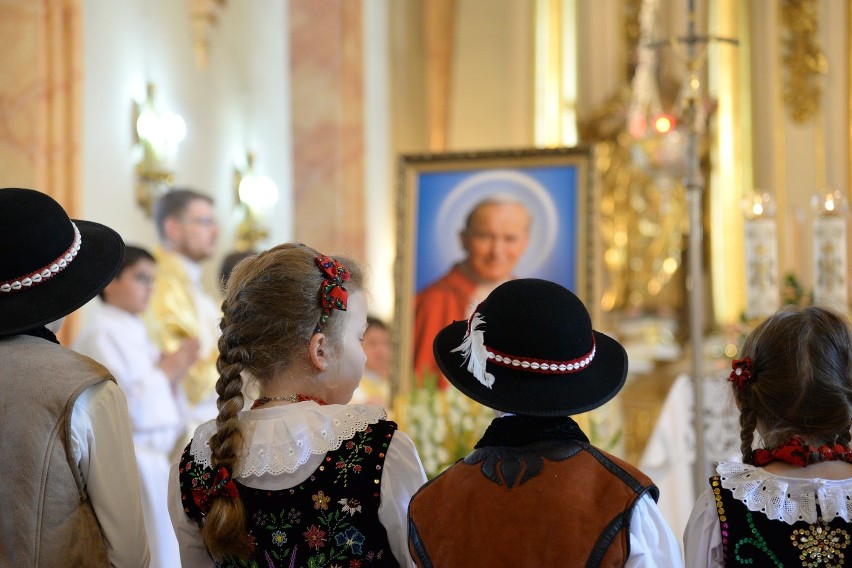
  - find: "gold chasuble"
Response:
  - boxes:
[144,247,219,406]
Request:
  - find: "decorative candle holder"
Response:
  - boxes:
[741,191,780,319]
[812,188,848,312]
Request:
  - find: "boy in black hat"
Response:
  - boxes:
[407,279,682,567]
[0,189,149,566]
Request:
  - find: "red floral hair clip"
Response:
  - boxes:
[728,357,753,390]
[314,255,350,333]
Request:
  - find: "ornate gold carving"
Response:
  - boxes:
[624,0,643,80]
[780,0,827,123]
[188,0,227,69]
[586,121,688,314]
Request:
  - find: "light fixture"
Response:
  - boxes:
[233,152,278,251]
[741,191,776,220]
[188,0,227,69]
[134,83,187,215]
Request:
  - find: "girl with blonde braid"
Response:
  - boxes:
[168,243,427,567]
[684,306,852,566]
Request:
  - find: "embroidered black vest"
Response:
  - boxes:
[711,475,852,566]
[179,420,399,567]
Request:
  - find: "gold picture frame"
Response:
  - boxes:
[393,146,600,395]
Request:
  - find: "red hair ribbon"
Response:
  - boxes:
[728,357,752,390]
[192,466,240,514]
[314,255,350,333]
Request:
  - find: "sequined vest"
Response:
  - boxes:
[408,416,659,567]
[711,475,852,566]
[179,419,399,567]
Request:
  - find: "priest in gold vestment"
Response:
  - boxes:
[145,189,221,427]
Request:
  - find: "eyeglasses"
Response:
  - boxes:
[131,274,155,286]
[180,216,217,228]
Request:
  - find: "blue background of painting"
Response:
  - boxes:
[414,165,579,293]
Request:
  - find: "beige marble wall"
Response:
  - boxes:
[390,0,535,155]
[0,0,82,342]
[290,0,366,260]
[0,0,81,210]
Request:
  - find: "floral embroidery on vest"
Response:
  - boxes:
[711,475,852,567]
[178,420,399,567]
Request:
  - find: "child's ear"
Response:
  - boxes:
[101,279,118,303]
[309,333,328,372]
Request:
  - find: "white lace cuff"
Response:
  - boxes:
[189,403,388,477]
[717,461,852,524]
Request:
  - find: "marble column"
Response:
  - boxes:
[0,0,83,342]
[289,0,366,259]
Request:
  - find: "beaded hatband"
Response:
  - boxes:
[0,222,82,294]
[484,339,596,374]
[452,310,597,389]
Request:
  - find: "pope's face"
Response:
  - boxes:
[460,203,530,283]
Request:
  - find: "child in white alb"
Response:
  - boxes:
[73,245,198,568]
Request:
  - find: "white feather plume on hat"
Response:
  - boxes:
[451,312,495,389]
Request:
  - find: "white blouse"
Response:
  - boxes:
[683,461,852,567]
[70,380,150,567]
[624,494,686,567]
[168,402,427,567]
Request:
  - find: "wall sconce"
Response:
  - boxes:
[134,83,187,215]
[233,153,278,251]
[189,0,227,69]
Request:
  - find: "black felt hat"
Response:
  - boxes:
[433,278,628,416]
[0,188,124,336]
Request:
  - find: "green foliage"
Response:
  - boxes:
[781,272,812,307]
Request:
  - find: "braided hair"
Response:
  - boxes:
[201,243,364,559]
[735,306,852,465]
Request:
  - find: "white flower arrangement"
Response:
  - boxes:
[394,374,496,478]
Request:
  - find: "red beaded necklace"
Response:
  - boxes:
[753,436,852,468]
[250,394,328,410]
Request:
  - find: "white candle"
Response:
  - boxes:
[813,216,848,312]
[744,218,780,319]
[812,189,848,313]
[742,191,780,319]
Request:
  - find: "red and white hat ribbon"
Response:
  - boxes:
[0,222,82,294]
[452,310,598,390]
[451,311,495,389]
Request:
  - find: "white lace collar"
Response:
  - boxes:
[717,461,852,524]
[190,402,387,477]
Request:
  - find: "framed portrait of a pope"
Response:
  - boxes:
[394,146,599,393]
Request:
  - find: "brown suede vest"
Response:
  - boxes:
[0,335,112,567]
[408,440,658,568]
